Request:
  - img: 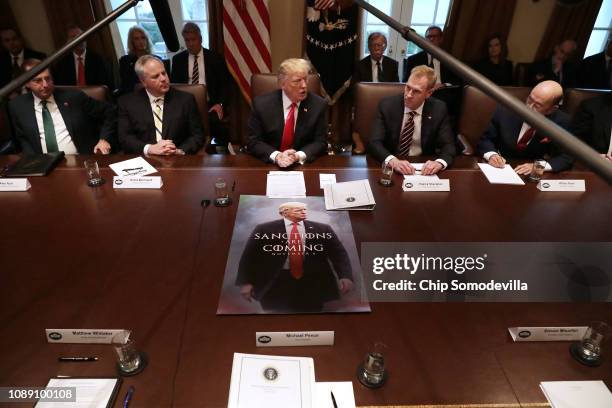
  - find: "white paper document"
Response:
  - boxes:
[319,173,337,189]
[314,382,356,408]
[404,174,440,181]
[227,353,315,408]
[478,163,525,185]
[540,381,612,408]
[266,171,306,198]
[323,179,375,210]
[35,378,119,408]
[109,157,157,177]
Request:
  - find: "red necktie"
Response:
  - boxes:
[77,56,86,86]
[289,222,303,279]
[280,103,296,151]
[517,127,535,151]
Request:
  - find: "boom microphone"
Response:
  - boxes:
[149,0,180,52]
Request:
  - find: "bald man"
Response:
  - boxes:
[477,80,573,174]
[235,202,353,313]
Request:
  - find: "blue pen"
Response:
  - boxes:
[123,385,134,408]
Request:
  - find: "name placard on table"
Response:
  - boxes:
[0,178,31,191]
[112,176,163,189]
[45,329,128,344]
[403,177,450,192]
[256,331,335,347]
[508,326,587,342]
[537,180,586,192]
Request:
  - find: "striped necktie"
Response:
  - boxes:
[192,54,199,84]
[398,110,417,158]
[153,98,163,142]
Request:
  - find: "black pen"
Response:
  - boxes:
[58,357,98,362]
[123,385,134,408]
[330,390,338,408]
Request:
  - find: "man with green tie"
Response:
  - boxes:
[7,59,116,155]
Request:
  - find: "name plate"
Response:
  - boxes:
[403,179,450,192]
[256,331,334,347]
[508,326,587,342]
[45,329,128,344]
[112,176,163,189]
[0,178,31,191]
[537,180,585,192]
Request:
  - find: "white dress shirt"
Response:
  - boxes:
[607,128,612,156]
[371,57,382,82]
[143,89,165,155]
[282,218,305,269]
[269,91,307,164]
[384,102,447,168]
[427,54,442,85]
[188,50,206,85]
[11,49,24,68]
[33,94,77,154]
[483,122,552,171]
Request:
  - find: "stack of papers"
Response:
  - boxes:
[478,163,525,185]
[35,377,121,408]
[323,179,375,210]
[540,380,612,408]
[266,171,306,198]
[228,353,356,408]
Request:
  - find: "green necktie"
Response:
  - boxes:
[41,100,58,153]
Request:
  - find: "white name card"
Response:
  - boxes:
[0,178,31,191]
[508,326,587,342]
[403,179,450,192]
[45,329,128,344]
[537,180,585,192]
[113,176,163,189]
[256,331,334,347]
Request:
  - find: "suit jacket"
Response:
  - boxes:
[7,89,117,154]
[367,95,457,166]
[571,94,612,154]
[402,50,460,84]
[235,219,352,303]
[52,50,111,88]
[474,59,514,86]
[118,87,204,154]
[477,106,573,172]
[171,48,227,106]
[247,90,328,163]
[578,52,610,90]
[353,55,399,83]
[528,57,577,88]
[0,48,47,88]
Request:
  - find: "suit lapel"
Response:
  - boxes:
[161,89,173,140]
[391,96,404,148]
[273,91,285,147]
[420,99,432,149]
[23,93,43,153]
[55,91,75,141]
[294,95,310,146]
[138,89,157,143]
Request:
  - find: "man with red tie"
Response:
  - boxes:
[477,80,573,174]
[236,202,353,313]
[247,58,328,167]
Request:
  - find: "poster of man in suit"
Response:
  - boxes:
[217,195,370,314]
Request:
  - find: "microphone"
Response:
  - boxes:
[149,0,180,52]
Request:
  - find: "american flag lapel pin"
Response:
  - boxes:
[303,107,308,112]
[64,102,69,107]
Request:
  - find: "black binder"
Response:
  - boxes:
[3,152,65,177]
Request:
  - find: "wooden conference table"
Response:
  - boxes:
[0,154,610,408]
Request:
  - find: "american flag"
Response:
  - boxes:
[223,0,272,104]
[313,0,336,9]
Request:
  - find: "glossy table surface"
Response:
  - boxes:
[0,154,610,408]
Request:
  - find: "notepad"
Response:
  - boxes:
[540,380,612,408]
[35,377,121,408]
[478,163,525,185]
[266,171,306,198]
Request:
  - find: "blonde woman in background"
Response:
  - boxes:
[118,26,160,94]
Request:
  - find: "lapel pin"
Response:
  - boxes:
[427,115,432,119]
[303,108,308,112]
[64,102,69,107]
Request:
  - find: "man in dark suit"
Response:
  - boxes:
[353,32,399,83]
[8,59,115,155]
[171,22,228,146]
[236,201,353,313]
[578,39,611,90]
[52,26,111,88]
[368,65,456,175]
[477,80,573,174]
[0,28,46,89]
[529,39,578,88]
[571,93,612,162]
[118,55,204,155]
[402,26,459,86]
[247,58,327,167]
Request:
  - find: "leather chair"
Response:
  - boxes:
[55,85,111,102]
[352,82,404,146]
[562,88,611,117]
[250,73,322,99]
[514,63,530,87]
[457,86,531,154]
